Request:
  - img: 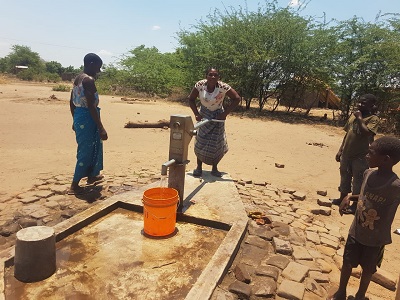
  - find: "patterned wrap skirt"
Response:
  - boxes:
[72,107,103,182]
[194,105,228,165]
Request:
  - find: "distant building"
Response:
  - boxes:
[14,65,28,74]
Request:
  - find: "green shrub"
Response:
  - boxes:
[52,84,71,92]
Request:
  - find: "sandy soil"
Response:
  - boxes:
[0,80,399,298]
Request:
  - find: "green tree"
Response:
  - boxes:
[3,45,44,74]
[117,45,185,97]
[45,61,64,75]
[330,16,400,118]
[177,1,328,111]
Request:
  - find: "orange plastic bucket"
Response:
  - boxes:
[142,187,179,237]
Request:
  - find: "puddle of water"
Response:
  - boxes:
[4,208,227,300]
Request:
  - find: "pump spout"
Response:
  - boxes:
[161,159,176,176]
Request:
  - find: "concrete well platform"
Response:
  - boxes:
[1,172,248,300]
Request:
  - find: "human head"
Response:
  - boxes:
[205,67,220,80]
[357,94,376,114]
[367,136,400,168]
[83,53,103,77]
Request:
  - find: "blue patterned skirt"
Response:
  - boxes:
[72,107,103,182]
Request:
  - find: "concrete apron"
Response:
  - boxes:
[0,173,248,300]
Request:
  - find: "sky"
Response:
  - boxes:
[0,0,399,68]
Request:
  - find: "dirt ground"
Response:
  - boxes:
[0,80,399,298]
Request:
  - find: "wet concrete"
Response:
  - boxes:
[1,172,248,300]
[5,208,226,299]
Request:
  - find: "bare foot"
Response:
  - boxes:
[327,291,346,300]
[211,170,222,177]
[192,168,202,177]
[68,186,91,195]
[87,175,104,185]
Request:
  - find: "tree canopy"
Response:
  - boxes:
[1,1,399,132]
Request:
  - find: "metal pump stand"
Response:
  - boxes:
[161,114,218,209]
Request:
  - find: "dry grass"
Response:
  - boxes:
[0,74,10,84]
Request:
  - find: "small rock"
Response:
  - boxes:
[308,271,330,283]
[264,255,291,270]
[19,196,40,204]
[317,190,328,196]
[315,258,333,273]
[253,181,266,186]
[320,236,340,250]
[228,280,251,299]
[306,231,321,245]
[17,218,37,228]
[277,279,305,300]
[292,192,306,201]
[234,263,251,283]
[292,245,313,261]
[282,262,309,282]
[255,265,280,280]
[272,237,293,255]
[245,235,271,249]
[34,190,54,198]
[61,209,77,219]
[252,277,277,297]
[319,207,332,216]
[0,223,19,236]
[275,163,285,168]
[0,236,7,245]
[30,210,50,219]
[317,197,332,207]
[304,278,327,298]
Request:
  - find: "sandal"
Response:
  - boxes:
[331,198,342,206]
[193,169,202,177]
[211,170,222,177]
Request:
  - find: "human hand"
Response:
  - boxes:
[335,151,342,162]
[99,128,108,140]
[216,112,227,120]
[339,196,350,216]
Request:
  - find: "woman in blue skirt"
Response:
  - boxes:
[68,53,108,195]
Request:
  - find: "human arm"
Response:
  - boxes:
[339,194,359,216]
[188,88,202,121]
[215,88,241,120]
[354,111,376,136]
[69,90,76,131]
[82,77,108,140]
[335,134,347,162]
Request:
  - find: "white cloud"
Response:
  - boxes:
[152,25,161,31]
[288,0,300,7]
[98,49,112,56]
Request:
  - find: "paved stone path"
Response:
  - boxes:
[0,169,159,252]
[211,179,397,300]
[0,173,397,299]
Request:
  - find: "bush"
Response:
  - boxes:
[52,84,71,92]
